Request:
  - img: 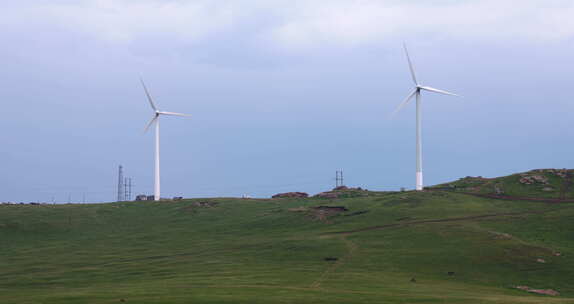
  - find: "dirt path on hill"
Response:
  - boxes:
[323,210,550,236]
[428,189,574,203]
[465,193,574,203]
[310,236,358,289]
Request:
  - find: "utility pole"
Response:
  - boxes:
[117,165,124,202]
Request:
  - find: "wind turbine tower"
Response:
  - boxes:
[393,44,460,191]
[140,78,190,201]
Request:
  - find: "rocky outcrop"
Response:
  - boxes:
[314,186,368,199]
[333,186,364,191]
[542,169,568,178]
[519,175,548,185]
[272,192,309,199]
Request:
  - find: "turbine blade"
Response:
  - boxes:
[144,115,158,133]
[403,43,418,85]
[391,89,417,117]
[140,78,158,111]
[158,111,191,117]
[419,86,460,97]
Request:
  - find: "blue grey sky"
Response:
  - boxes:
[1,1,573,202]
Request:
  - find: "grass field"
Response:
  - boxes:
[2,173,574,303]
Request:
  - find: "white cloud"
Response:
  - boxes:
[3,0,239,43]
[270,0,574,50]
[58,1,235,43]
[2,0,574,50]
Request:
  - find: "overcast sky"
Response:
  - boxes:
[1,0,573,202]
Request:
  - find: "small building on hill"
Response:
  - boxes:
[135,195,148,201]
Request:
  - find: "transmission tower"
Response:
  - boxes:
[124,177,128,201]
[117,165,124,202]
[124,177,133,201]
[128,178,132,201]
[335,170,344,188]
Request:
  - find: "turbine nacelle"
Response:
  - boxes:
[391,45,460,117]
[140,78,190,133]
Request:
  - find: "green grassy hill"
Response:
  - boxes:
[2,171,574,303]
[430,168,574,200]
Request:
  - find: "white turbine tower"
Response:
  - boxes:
[393,44,459,191]
[140,78,190,201]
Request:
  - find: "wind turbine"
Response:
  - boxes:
[392,44,459,191]
[140,78,190,201]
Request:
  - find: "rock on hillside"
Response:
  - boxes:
[314,186,370,199]
[272,192,309,198]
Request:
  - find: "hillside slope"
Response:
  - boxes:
[431,169,574,200]
[1,184,574,303]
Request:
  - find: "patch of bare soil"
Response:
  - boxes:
[514,285,560,296]
[343,210,369,217]
[489,231,513,240]
[287,207,308,212]
[180,201,218,213]
[288,206,348,223]
[311,206,348,222]
[193,201,218,207]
